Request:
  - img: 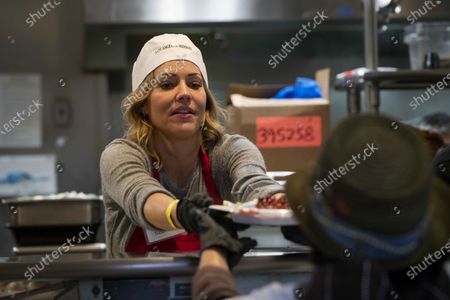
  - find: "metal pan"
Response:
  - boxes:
[2,192,103,247]
[2,193,103,226]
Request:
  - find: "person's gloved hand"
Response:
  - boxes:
[189,207,257,269]
[176,193,212,232]
[209,210,250,239]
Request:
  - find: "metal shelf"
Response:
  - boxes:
[336,69,450,114]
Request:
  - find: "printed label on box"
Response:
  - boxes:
[256,115,322,148]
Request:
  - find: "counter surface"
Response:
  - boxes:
[0,249,313,280]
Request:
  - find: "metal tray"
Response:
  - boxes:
[2,193,103,226]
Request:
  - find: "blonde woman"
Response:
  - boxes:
[100,34,284,255]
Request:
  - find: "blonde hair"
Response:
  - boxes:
[122,72,226,167]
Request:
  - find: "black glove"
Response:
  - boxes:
[280,225,311,246]
[189,207,257,269]
[209,209,251,239]
[176,193,212,232]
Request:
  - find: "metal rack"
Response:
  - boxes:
[336,69,450,114]
[342,0,449,114]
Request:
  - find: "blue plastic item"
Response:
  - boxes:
[273,77,323,99]
[0,171,33,184]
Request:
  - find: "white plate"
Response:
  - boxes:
[209,201,298,226]
[209,204,234,213]
[239,208,292,217]
[232,211,298,226]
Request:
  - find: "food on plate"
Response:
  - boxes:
[210,197,297,225]
[256,194,288,209]
[237,208,258,215]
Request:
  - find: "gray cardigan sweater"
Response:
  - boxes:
[100,134,284,256]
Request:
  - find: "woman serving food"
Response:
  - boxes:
[100,33,285,255]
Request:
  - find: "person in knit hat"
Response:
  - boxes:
[190,113,450,300]
[285,113,450,299]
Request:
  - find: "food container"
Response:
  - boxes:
[404,22,450,69]
[2,192,103,246]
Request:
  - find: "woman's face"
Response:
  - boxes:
[145,60,207,140]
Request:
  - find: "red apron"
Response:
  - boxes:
[125,149,222,253]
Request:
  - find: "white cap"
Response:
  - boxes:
[131,33,208,91]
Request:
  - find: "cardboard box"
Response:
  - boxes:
[225,69,330,171]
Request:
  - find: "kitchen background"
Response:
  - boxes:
[0,0,449,256]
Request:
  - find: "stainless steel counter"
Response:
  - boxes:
[0,250,313,299]
[0,250,313,280]
[2,252,447,299]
